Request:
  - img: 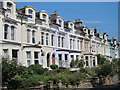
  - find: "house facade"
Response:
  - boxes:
[0,0,119,68]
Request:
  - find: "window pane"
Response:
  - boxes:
[12,50,18,60]
[27,60,31,66]
[4,24,8,39]
[65,54,68,60]
[3,49,8,58]
[58,54,62,60]
[51,35,54,46]
[41,33,44,45]
[26,52,31,59]
[46,34,49,45]
[11,26,15,40]
[34,52,39,59]
[28,9,33,14]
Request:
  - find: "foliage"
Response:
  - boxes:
[28,64,48,75]
[70,60,75,68]
[96,64,112,77]
[96,54,107,65]
[111,58,120,75]
[70,59,85,68]
[8,75,39,89]
[2,58,18,86]
[78,59,85,68]
[50,64,58,70]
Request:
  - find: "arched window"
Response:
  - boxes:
[58,36,61,47]
[42,14,47,18]
[46,33,49,45]
[41,32,44,45]
[4,24,9,39]
[28,9,33,14]
[62,37,64,47]
[32,30,35,43]
[51,35,54,46]
[42,14,47,22]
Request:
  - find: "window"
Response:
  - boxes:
[34,52,39,59]
[11,26,15,40]
[7,2,12,13]
[58,36,60,47]
[3,49,9,59]
[76,55,79,60]
[70,23,73,28]
[65,54,68,60]
[51,35,54,46]
[70,39,72,49]
[34,52,39,65]
[26,52,31,59]
[85,56,89,66]
[7,2,12,7]
[80,40,83,50]
[26,52,31,66]
[41,32,44,45]
[77,40,80,50]
[46,34,49,45]
[85,42,87,51]
[12,50,18,60]
[59,20,62,25]
[58,54,62,60]
[32,31,35,43]
[71,55,74,60]
[28,9,33,14]
[7,8,11,13]
[93,57,96,66]
[28,15,32,18]
[62,37,64,47]
[42,14,47,18]
[27,29,30,43]
[90,56,92,67]
[4,24,8,39]
[73,39,75,49]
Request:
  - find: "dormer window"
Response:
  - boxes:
[28,9,34,19]
[7,2,13,13]
[70,23,73,28]
[28,9,33,14]
[59,20,62,25]
[42,14,47,22]
[42,14,46,18]
[7,2,12,7]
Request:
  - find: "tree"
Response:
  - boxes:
[96,54,107,65]
[97,64,112,77]
[70,60,75,68]
[78,59,85,68]
[2,58,18,87]
[28,64,48,75]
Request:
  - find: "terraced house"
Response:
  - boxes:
[0,0,119,69]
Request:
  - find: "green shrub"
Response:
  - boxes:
[70,60,75,68]
[70,59,85,68]
[2,59,18,87]
[28,64,48,75]
[50,64,58,70]
[96,64,112,77]
[8,75,39,89]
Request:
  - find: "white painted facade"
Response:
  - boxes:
[0,0,119,69]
